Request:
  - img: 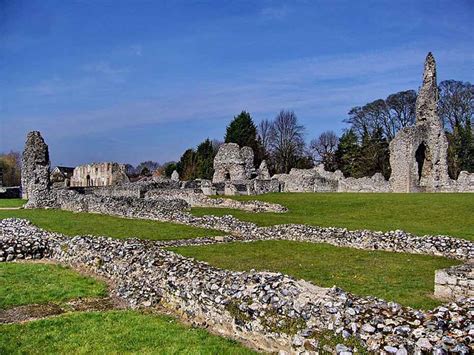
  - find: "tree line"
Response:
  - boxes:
[174,79,473,180]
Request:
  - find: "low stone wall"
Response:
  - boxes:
[145,188,287,213]
[434,263,474,300]
[253,224,473,261]
[1,218,472,354]
[274,167,391,193]
[79,179,181,199]
[53,189,190,217]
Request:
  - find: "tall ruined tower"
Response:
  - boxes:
[389,53,449,192]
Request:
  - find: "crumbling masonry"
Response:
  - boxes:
[389,53,451,192]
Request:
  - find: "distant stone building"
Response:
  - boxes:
[70,162,129,187]
[50,166,74,187]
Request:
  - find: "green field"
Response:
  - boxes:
[0,263,107,309]
[0,310,255,354]
[171,240,460,310]
[192,193,474,240]
[0,208,221,240]
[0,262,255,354]
[0,199,26,208]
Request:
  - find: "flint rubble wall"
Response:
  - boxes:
[434,263,474,300]
[1,218,472,354]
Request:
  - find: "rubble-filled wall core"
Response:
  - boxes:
[389,53,451,192]
[70,162,129,187]
[212,143,255,183]
[21,131,53,205]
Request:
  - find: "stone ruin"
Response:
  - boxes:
[20,131,285,214]
[265,52,473,194]
[212,143,256,183]
[70,162,129,187]
[389,53,450,192]
[21,131,55,207]
[19,54,471,199]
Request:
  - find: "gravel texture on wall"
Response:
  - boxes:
[1,218,472,354]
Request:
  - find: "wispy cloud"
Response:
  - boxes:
[18,76,91,96]
[6,47,473,151]
[260,5,289,20]
[83,61,129,83]
[130,44,142,56]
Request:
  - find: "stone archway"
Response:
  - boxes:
[86,174,91,187]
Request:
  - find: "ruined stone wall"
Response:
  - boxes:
[70,162,129,187]
[52,189,189,217]
[21,131,55,207]
[435,263,473,301]
[145,188,287,212]
[274,166,390,193]
[338,173,391,193]
[389,53,452,192]
[87,179,180,199]
[1,218,472,354]
[212,143,255,183]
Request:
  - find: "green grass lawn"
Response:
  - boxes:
[0,263,107,309]
[192,193,474,240]
[171,240,461,310]
[0,310,256,354]
[0,208,221,240]
[0,198,26,208]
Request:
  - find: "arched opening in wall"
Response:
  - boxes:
[224,171,231,181]
[86,174,91,187]
[415,143,427,182]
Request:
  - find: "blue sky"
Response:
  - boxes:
[1,0,473,167]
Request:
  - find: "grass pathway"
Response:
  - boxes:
[192,193,474,240]
[171,240,461,310]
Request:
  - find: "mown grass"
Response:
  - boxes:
[171,240,461,310]
[0,263,107,309]
[0,310,256,354]
[0,208,221,240]
[192,193,474,240]
[0,198,26,208]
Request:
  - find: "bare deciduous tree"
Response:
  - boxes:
[345,90,417,141]
[438,80,474,131]
[269,110,305,174]
[257,119,273,154]
[309,131,339,168]
[386,90,417,138]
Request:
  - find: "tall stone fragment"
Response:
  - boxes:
[171,170,180,181]
[257,160,271,179]
[389,53,449,192]
[415,52,440,126]
[21,131,53,206]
